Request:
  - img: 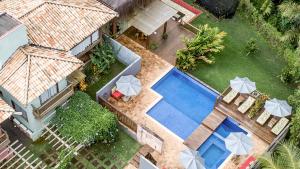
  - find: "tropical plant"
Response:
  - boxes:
[280,49,300,84]
[288,89,300,108]
[176,24,226,70]
[290,108,300,145]
[248,94,269,118]
[90,42,116,74]
[52,91,118,145]
[245,38,259,56]
[279,1,300,48]
[258,141,300,169]
[260,0,273,16]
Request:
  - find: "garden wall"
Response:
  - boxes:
[96,36,142,101]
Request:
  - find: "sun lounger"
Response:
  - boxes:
[271,118,289,135]
[238,96,256,114]
[256,110,271,125]
[223,89,239,104]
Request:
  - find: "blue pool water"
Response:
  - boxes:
[147,68,218,139]
[198,118,247,169]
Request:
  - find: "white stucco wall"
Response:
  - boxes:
[70,30,100,56]
[0,25,28,67]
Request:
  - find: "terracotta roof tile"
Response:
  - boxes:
[0,0,118,51]
[0,98,14,123]
[0,46,83,105]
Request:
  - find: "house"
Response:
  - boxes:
[0,0,118,141]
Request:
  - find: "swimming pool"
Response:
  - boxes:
[147,68,218,139]
[198,118,247,169]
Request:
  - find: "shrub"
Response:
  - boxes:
[248,94,269,118]
[52,91,118,145]
[280,49,300,84]
[245,38,259,56]
[288,89,300,109]
[56,148,75,169]
[176,24,226,70]
[290,108,300,145]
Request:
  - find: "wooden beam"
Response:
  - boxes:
[163,22,168,35]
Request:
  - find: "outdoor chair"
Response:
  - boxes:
[271,117,289,135]
[238,96,256,114]
[223,89,239,104]
[256,110,271,125]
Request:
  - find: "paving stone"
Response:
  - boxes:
[86,154,93,160]
[111,165,118,169]
[99,155,105,161]
[98,166,105,169]
[104,160,111,166]
[92,160,99,166]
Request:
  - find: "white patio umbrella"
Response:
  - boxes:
[180,148,206,169]
[225,132,253,155]
[116,75,142,96]
[230,77,256,94]
[264,98,292,117]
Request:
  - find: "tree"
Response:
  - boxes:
[176,24,226,71]
[52,91,118,145]
[258,141,300,169]
[279,1,300,48]
[280,49,300,84]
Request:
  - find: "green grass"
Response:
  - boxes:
[72,129,140,169]
[187,11,293,99]
[85,61,126,100]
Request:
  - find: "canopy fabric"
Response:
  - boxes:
[131,0,177,36]
[180,148,206,169]
[230,77,256,94]
[116,75,142,96]
[225,132,253,155]
[264,98,292,117]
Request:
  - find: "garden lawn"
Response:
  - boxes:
[72,129,141,169]
[85,60,126,100]
[188,11,293,99]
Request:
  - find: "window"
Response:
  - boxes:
[0,90,3,97]
[39,83,59,104]
[11,100,28,122]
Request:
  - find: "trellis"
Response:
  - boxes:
[41,124,83,168]
[0,140,47,169]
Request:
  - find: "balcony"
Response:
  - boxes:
[0,128,10,151]
[33,84,74,118]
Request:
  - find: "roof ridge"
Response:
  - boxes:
[45,1,118,15]
[24,51,32,105]
[28,51,83,65]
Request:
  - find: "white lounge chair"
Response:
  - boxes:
[223,89,239,104]
[256,110,271,125]
[238,96,256,114]
[271,118,289,135]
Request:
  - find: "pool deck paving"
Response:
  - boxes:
[111,35,269,169]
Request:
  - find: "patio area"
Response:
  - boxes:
[108,35,270,168]
[124,19,194,65]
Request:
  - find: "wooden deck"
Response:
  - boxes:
[202,110,226,130]
[215,101,276,144]
[184,125,213,150]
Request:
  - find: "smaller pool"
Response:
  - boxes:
[198,118,247,169]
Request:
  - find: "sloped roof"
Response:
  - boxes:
[0,46,83,105]
[0,12,21,37]
[0,98,14,123]
[0,0,118,51]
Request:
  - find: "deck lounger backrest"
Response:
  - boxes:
[223,89,239,104]
[238,96,256,114]
[271,117,289,135]
[256,110,271,125]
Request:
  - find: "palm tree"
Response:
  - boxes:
[176,24,226,70]
[258,141,300,169]
[278,1,300,48]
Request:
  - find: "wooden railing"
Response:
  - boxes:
[98,96,138,132]
[0,128,10,151]
[33,84,74,118]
